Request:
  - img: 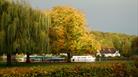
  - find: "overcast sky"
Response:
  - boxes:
[26,0,138,35]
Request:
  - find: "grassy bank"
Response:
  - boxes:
[0,61,138,77]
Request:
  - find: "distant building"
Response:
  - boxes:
[96,48,120,57]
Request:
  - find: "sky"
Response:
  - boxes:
[26,0,137,35]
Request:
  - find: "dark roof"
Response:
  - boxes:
[100,48,117,54]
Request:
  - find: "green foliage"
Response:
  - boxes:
[0,0,49,54]
[131,37,138,55]
[91,31,137,57]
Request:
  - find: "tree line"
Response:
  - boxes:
[91,31,138,57]
[0,0,137,65]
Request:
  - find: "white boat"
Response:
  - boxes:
[71,56,96,62]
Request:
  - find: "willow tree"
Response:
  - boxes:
[49,6,96,62]
[0,0,18,65]
[0,0,49,65]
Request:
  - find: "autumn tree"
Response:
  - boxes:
[79,32,101,55]
[49,6,97,62]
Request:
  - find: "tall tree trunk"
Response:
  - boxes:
[67,52,71,62]
[7,54,12,66]
[26,53,30,63]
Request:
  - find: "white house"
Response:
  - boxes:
[96,48,120,57]
[71,56,96,62]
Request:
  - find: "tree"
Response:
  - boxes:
[91,31,136,57]
[79,32,101,55]
[112,35,122,52]
[49,6,91,62]
[131,37,138,55]
[0,0,49,65]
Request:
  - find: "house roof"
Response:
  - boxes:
[100,48,117,54]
